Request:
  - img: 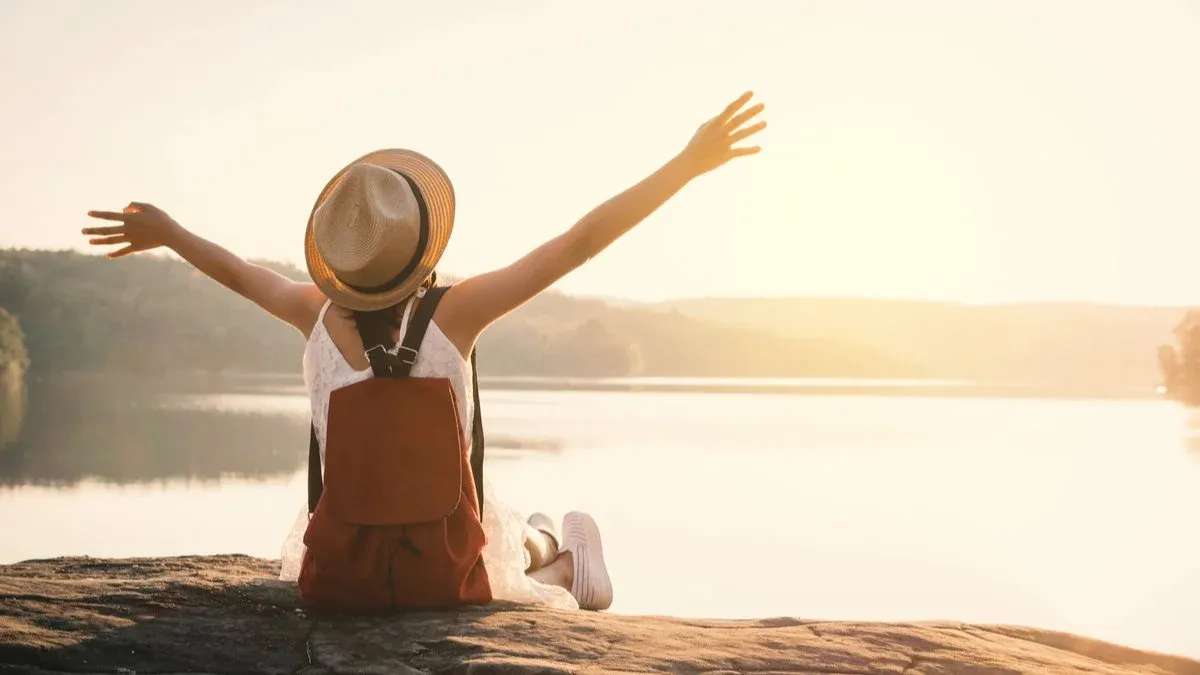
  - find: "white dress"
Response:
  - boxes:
[279,300,578,610]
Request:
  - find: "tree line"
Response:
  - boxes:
[0,248,907,379]
[0,306,28,449]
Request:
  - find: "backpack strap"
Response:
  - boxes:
[360,287,448,379]
[307,286,486,517]
[307,424,321,513]
[469,349,486,518]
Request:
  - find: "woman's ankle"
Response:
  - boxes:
[528,550,573,591]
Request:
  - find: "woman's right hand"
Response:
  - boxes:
[677,91,767,179]
[85,201,324,335]
[83,202,182,259]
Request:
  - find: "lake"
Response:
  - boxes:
[2,375,1198,659]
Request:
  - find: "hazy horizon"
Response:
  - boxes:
[3,1,1199,306]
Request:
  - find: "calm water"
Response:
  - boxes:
[2,377,1199,659]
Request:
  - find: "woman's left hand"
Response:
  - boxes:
[677,91,767,178]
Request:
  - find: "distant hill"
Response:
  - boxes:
[489,292,919,378]
[0,250,904,379]
[663,297,1188,392]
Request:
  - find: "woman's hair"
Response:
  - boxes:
[351,305,405,333]
[349,272,438,337]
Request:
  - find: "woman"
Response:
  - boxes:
[83,91,766,611]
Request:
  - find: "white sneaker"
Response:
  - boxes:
[560,511,613,611]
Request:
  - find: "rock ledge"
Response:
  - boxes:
[0,555,1196,674]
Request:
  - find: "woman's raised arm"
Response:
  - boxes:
[437,91,767,355]
[83,204,325,336]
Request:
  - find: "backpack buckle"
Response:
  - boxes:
[393,345,418,366]
[364,344,419,371]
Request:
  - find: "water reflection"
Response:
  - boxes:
[0,375,307,486]
[5,373,1193,490]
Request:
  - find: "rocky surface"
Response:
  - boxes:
[0,555,1197,674]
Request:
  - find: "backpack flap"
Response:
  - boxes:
[322,376,465,526]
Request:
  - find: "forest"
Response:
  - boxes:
[0,306,28,449]
[0,249,906,379]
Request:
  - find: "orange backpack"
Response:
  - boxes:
[298,286,492,612]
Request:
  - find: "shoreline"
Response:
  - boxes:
[33,370,1168,402]
[477,376,1164,401]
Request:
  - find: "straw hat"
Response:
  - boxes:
[305,149,455,311]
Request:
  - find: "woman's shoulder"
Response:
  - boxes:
[291,283,332,338]
[429,284,480,360]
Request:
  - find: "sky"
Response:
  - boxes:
[1,0,1198,305]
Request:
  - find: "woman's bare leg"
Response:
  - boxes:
[523,522,559,572]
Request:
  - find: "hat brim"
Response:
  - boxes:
[305,149,455,312]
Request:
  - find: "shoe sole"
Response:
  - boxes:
[562,511,613,611]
